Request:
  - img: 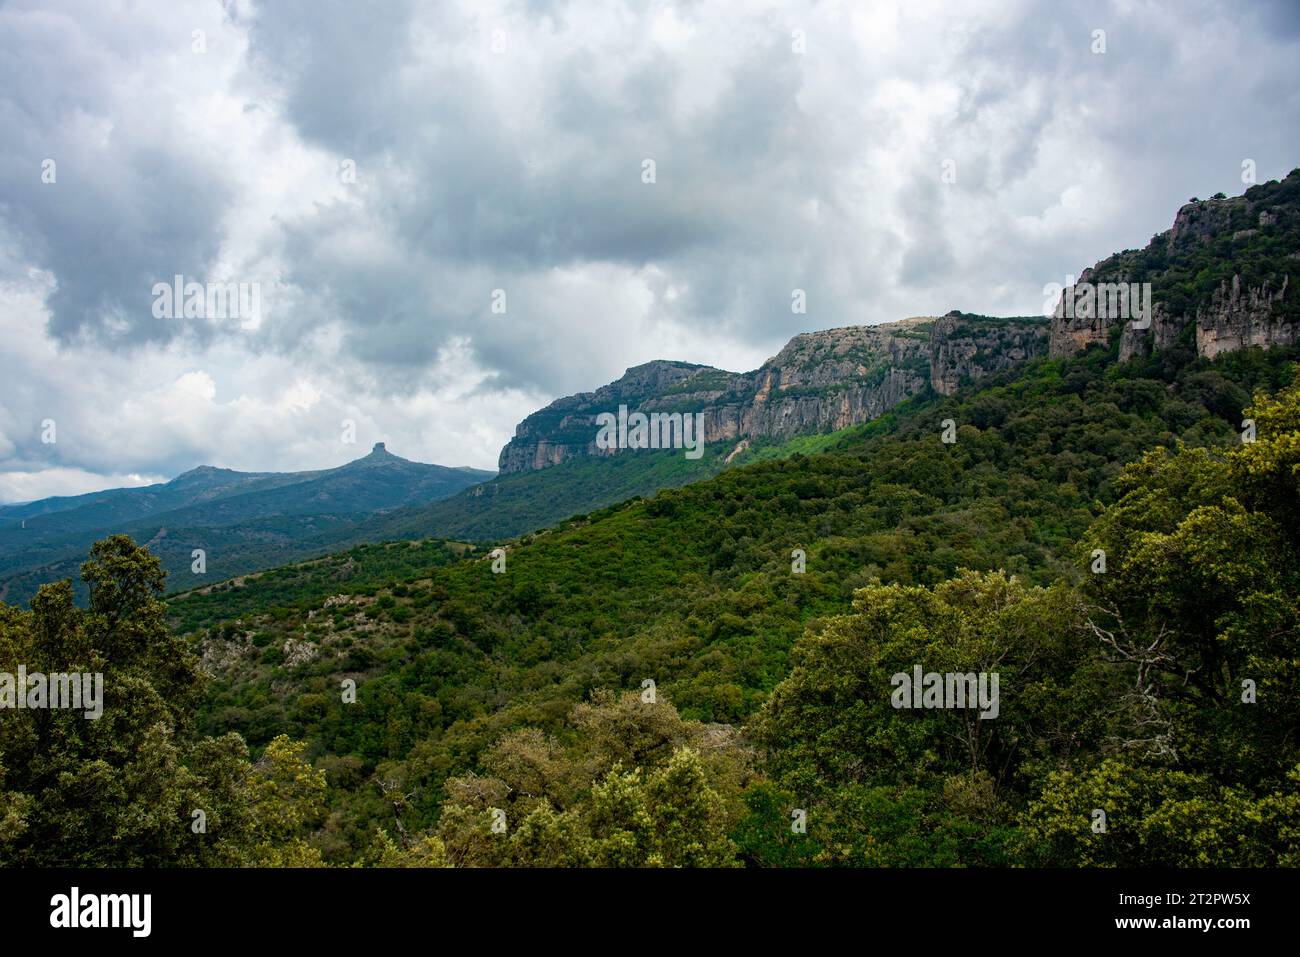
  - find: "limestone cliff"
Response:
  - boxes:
[498,313,1048,474]
[930,313,1049,396]
[1049,169,1300,363]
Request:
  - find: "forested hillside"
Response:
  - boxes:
[0,445,493,606]
[8,331,1291,866]
[345,425,852,545]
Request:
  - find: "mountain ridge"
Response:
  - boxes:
[8,171,1299,606]
[498,312,1050,475]
[1050,168,1300,362]
[0,444,494,604]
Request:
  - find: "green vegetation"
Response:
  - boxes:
[5,343,1297,864]
[1091,170,1300,324]
[166,539,476,636]
[348,422,867,545]
[22,336,1275,866]
[0,538,331,865]
[0,448,493,607]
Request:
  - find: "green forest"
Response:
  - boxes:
[4,332,1297,866]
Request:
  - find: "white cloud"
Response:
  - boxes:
[0,468,165,504]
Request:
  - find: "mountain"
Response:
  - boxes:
[0,315,1060,599]
[346,421,859,546]
[11,171,1299,609]
[498,313,1050,474]
[0,465,290,527]
[1050,169,1300,362]
[154,169,1300,869]
[170,322,1300,867]
[0,444,493,604]
[339,312,1050,546]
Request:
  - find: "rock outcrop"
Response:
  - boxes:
[930,313,1049,396]
[1047,266,1113,358]
[498,313,1049,474]
[1195,274,1293,358]
[1049,170,1299,363]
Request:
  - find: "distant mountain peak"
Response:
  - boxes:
[0,441,494,604]
[168,464,239,486]
[345,441,409,469]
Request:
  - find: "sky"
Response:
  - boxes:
[1,0,1299,501]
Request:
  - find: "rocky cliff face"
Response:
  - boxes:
[1047,265,1111,358]
[498,313,1048,473]
[1049,170,1300,363]
[496,360,735,473]
[499,173,1298,475]
[1194,274,1293,358]
[930,314,1049,396]
[704,319,933,443]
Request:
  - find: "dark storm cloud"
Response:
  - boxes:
[0,1,238,349]
[238,0,832,393]
[234,0,1300,397]
[240,0,417,157]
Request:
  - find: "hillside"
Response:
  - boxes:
[146,171,1300,867]
[348,312,1050,546]
[0,316,1055,601]
[167,336,1299,862]
[350,426,860,545]
[0,444,493,604]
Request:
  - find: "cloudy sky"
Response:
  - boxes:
[1,0,1298,500]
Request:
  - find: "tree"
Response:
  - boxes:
[1082,377,1300,779]
[587,749,737,867]
[0,537,325,867]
